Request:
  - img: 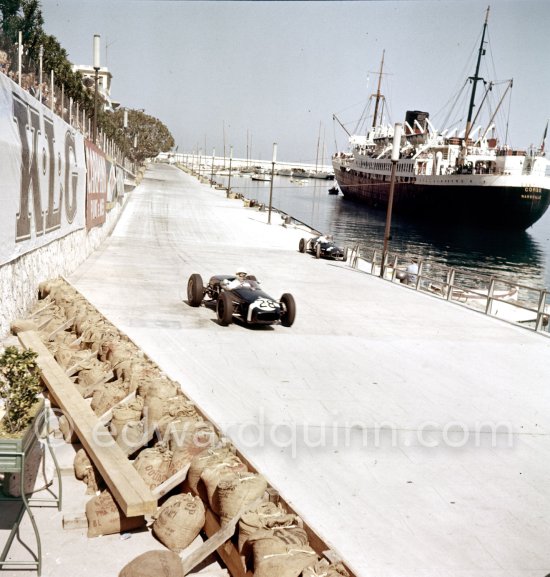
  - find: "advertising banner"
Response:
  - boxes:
[0,73,86,266]
[84,140,108,230]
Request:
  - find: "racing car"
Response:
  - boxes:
[187,273,296,327]
[299,235,348,261]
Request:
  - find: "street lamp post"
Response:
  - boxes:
[380,123,403,278]
[227,146,233,194]
[38,45,43,102]
[210,148,215,186]
[267,143,277,224]
[17,31,22,86]
[92,34,100,144]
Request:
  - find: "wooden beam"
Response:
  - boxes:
[18,330,156,517]
[193,509,253,577]
[48,316,76,341]
[97,390,137,425]
[30,301,54,318]
[152,464,190,500]
[65,349,98,377]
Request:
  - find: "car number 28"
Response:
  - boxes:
[247,298,278,321]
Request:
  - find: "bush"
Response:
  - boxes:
[0,347,42,435]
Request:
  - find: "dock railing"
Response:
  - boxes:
[348,244,549,335]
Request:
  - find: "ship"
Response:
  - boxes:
[332,7,550,230]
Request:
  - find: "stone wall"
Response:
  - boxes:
[0,196,128,340]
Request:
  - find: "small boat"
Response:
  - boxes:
[276,168,292,177]
[328,186,339,195]
[291,168,310,179]
[251,174,271,182]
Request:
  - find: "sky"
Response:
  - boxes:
[39,0,550,164]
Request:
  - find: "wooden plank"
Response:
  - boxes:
[65,349,97,377]
[18,330,156,517]
[151,464,190,499]
[30,301,54,318]
[181,507,239,575]
[200,509,253,577]
[48,316,76,341]
[82,370,114,398]
[97,390,137,425]
[119,423,156,456]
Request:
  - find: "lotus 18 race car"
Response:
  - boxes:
[187,273,296,327]
[299,235,348,261]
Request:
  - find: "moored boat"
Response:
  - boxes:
[291,167,311,179]
[332,7,550,230]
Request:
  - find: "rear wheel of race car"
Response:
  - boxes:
[279,293,296,327]
[217,291,234,326]
[299,238,306,253]
[187,274,204,306]
[315,243,321,259]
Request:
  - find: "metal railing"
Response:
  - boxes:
[347,244,549,335]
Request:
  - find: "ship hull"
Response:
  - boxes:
[333,166,550,229]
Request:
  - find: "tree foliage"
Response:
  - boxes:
[0,346,42,435]
[103,108,175,163]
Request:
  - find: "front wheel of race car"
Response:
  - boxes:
[279,293,296,327]
[299,238,306,253]
[217,291,234,326]
[315,243,321,259]
[187,273,204,306]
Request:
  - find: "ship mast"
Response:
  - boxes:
[372,50,385,129]
[465,6,490,142]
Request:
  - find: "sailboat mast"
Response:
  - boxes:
[315,121,321,171]
[372,50,385,129]
[465,6,490,141]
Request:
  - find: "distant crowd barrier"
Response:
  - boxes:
[0,72,137,338]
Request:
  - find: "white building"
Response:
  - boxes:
[72,64,119,111]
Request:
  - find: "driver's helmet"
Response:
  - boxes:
[235,268,248,279]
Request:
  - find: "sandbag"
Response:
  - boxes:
[133,444,173,489]
[86,490,145,537]
[58,415,78,443]
[10,318,39,334]
[54,346,90,370]
[166,418,216,450]
[152,493,205,551]
[200,456,248,513]
[238,501,296,552]
[250,527,317,577]
[139,377,178,401]
[104,339,139,369]
[90,379,129,416]
[38,278,65,298]
[167,420,219,476]
[76,357,112,390]
[217,472,268,526]
[142,384,181,428]
[186,445,236,494]
[73,448,103,494]
[110,398,144,440]
[118,550,184,577]
[116,420,147,454]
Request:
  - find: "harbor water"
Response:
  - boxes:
[214,173,550,291]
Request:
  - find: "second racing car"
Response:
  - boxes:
[299,235,348,261]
